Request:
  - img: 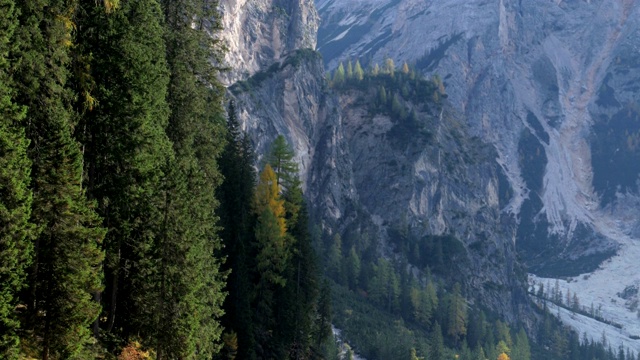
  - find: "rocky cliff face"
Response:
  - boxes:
[317,0,640,274]
[316,0,640,349]
[219,0,319,84]
[228,53,530,322]
[218,0,640,348]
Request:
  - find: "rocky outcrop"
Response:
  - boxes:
[228,50,358,228]
[222,0,550,323]
[219,0,319,85]
[317,0,640,274]
[228,50,530,320]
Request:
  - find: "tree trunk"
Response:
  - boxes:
[106,247,120,333]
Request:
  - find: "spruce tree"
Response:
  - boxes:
[512,328,531,360]
[429,322,446,360]
[316,280,333,349]
[333,62,346,84]
[266,134,299,190]
[217,101,258,358]
[354,60,365,81]
[154,0,228,357]
[447,283,467,344]
[73,0,174,341]
[253,165,289,285]
[13,1,106,358]
[0,1,35,356]
[15,0,104,359]
[253,165,291,358]
[274,189,320,358]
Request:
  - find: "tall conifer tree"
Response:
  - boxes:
[0,1,35,357]
[13,1,106,358]
[265,134,298,191]
[154,0,228,357]
[73,0,174,340]
[218,101,258,358]
[252,164,291,358]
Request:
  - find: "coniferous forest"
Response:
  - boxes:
[1,1,639,360]
[0,0,326,358]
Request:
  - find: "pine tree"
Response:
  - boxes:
[0,1,35,356]
[253,165,290,357]
[354,60,365,81]
[333,62,346,84]
[218,101,257,358]
[447,283,467,344]
[73,0,174,340]
[265,134,299,191]
[13,1,106,358]
[152,0,228,357]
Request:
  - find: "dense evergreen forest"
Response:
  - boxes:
[0,0,327,358]
[0,0,638,359]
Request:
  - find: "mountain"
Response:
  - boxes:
[220,0,529,323]
[316,0,640,350]
[220,0,640,354]
[219,0,319,85]
[318,0,640,272]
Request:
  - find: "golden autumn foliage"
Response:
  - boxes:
[254,164,286,236]
[104,0,120,13]
[220,331,238,359]
[118,341,153,360]
[497,353,510,360]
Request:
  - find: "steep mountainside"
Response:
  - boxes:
[230,59,531,320]
[316,0,640,351]
[216,0,640,355]
[220,0,532,325]
[317,0,640,272]
[219,0,319,84]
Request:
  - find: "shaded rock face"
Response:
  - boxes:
[335,90,530,320]
[215,0,604,320]
[228,50,358,227]
[317,0,640,275]
[229,53,530,320]
[219,0,319,85]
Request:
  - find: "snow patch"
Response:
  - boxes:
[543,301,640,355]
[530,234,640,354]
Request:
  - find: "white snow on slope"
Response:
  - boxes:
[530,233,640,355]
[541,300,640,355]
